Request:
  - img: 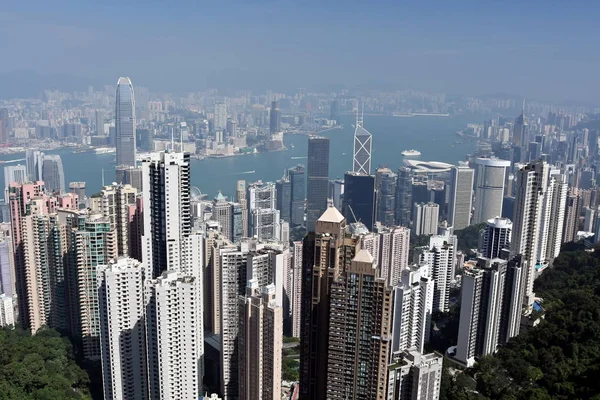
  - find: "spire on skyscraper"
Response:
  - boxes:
[352,102,372,175]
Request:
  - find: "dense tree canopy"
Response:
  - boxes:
[455,223,486,254]
[0,328,91,399]
[442,247,600,399]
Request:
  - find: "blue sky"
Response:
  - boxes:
[1,1,599,102]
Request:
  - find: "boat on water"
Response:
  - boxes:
[95,147,116,154]
[401,149,421,157]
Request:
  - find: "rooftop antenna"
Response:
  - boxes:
[347,204,359,224]
[522,98,526,114]
[361,102,364,126]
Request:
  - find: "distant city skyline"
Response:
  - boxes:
[1,2,599,103]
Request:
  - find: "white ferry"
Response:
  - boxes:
[401,149,421,157]
[95,147,116,154]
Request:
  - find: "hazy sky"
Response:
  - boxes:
[1,1,599,102]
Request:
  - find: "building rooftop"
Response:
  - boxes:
[318,206,345,223]
[353,249,374,264]
[403,159,454,173]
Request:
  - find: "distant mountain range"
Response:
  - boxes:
[0,70,102,99]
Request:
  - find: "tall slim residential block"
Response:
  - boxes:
[395,167,413,227]
[375,167,397,226]
[413,202,439,236]
[214,103,228,131]
[115,77,136,167]
[342,172,376,230]
[246,248,287,309]
[70,213,118,360]
[391,264,434,355]
[98,258,147,400]
[511,160,549,308]
[306,137,330,232]
[377,225,410,287]
[537,170,567,264]
[3,165,27,191]
[562,188,581,244]
[300,207,349,400]
[42,154,65,194]
[291,240,303,338]
[448,164,474,230]
[326,250,392,400]
[212,192,233,239]
[236,180,248,238]
[141,151,191,278]
[455,257,523,367]
[145,271,202,400]
[238,281,283,400]
[289,165,305,227]
[101,183,139,258]
[473,157,511,224]
[480,217,512,259]
[418,238,454,312]
[0,236,14,297]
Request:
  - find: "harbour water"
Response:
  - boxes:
[0,114,480,199]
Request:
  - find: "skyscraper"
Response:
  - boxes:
[238,281,282,400]
[275,172,291,222]
[247,181,280,241]
[511,160,549,307]
[386,350,443,400]
[342,172,376,230]
[115,77,136,167]
[375,167,397,226]
[25,150,43,182]
[326,250,392,400]
[418,235,455,312]
[394,166,413,227]
[447,164,474,230]
[269,101,281,136]
[473,157,511,224]
[42,154,65,194]
[98,257,147,400]
[512,108,528,149]
[236,180,248,238]
[141,151,191,278]
[100,183,140,259]
[376,225,410,287]
[481,217,512,259]
[352,114,372,175]
[306,137,330,232]
[290,240,303,338]
[300,207,350,399]
[3,164,27,191]
[145,271,202,400]
[562,188,580,244]
[289,164,305,227]
[214,103,227,131]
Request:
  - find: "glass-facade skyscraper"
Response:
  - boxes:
[342,172,376,230]
[115,77,136,167]
[289,164,305,227]
[306,137,330,232]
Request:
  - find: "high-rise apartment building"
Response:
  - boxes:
[98,257,147,400]
[473,157,511,224]
[212,192,233,239]
[455,257,523,367]
[375,167,397,226]
[42,154,65,194]
[386,350,443,400]
[141,151,191,278]
[300,207,347,399]
[376,225,410,287]
[214,103,228,130]
[145,271,202,400]
[395,166,413,227]
[289,165,305,227]
[290,240,303,338]
[448,164,474,230]
[100,183,140,259]
[391,264,434,354]
[562,188,581,244]
[412,202,439,236]
[236,180,248,238]
[115,77,136,167]
[342,172,376,230]
[511,160,549,307]
[418,236,454,312]
[306,137,330,232]
[326,250,392,400]
[238,281,282,400]
[0,293,14,327]
[480,217,512,259]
